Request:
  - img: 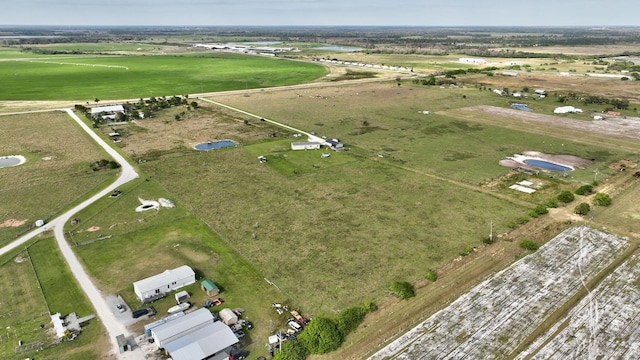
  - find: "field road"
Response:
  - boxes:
[0,109,143,359]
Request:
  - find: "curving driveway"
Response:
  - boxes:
[0,109,142,359]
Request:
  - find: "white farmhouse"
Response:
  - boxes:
[133,265,195,303]
[291,141,322,150]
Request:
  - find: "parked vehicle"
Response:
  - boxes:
[168,302,190,314]
[132,309,149,318]
[116,304,126,313]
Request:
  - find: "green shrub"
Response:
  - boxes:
[575,202,591,215]
[273,340,309,360]
[534,204,549,215]
[390,281,415,300]
[575,184,594,196]
[516,215,529,225]
[528,210,539,218]
[545,198,559,208]
[336,306,368,336]
[299,317,343,354]
[459,245,474,256]
[425,269,438,282]
[593,193,612,206]
[519,239,539,251]
[557,190,575,203]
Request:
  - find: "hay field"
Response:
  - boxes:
[0,111,114,247]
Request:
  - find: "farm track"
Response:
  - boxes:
[445,106,640,154]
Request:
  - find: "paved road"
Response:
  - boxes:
[0,109,143,359]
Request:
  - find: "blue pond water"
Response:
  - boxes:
[511,103,532,111]
[524,159,572,172]
[194,140,236,151]
[0,156,22,168]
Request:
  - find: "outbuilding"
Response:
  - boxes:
[200,279,220,296]
[291,141,322,150]
[133,265,196,303]
[325,138,344,150]
[218,308,238,325]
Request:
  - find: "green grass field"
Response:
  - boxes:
[0,52,327,100]
[0,238,103,360]
[0,112,116,248]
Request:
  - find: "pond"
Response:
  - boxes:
[0,155,25,168]
[194,140,236,151]
[524,159,572,172]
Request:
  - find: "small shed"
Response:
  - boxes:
[201,280,220,296]
[219,308,238,325]
[175,290,190,304]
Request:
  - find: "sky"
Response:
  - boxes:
[1,0,639,27]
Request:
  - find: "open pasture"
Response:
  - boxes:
[369,226,630,360]
[0,111,114,248]
[0,52,327,100]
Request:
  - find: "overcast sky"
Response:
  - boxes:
[2,0,638,27]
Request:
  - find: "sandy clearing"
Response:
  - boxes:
[0,218,27,228]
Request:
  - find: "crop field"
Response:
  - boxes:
[516,251,640,359]
[369,225,631,360]
[0,52,327,100]
[0,111,115,248]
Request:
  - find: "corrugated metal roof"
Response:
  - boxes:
[152,308,213,346]
[164,321,238,360]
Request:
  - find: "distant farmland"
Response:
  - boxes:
[0,52,327,100]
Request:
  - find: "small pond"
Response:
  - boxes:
[524,159,572,172]
[0,155,25,168]
[194,140,236,151]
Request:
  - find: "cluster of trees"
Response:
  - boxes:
[89,159,120,171]
[273,302,377,360]
[557,92,630,110]
[75,95,197,127]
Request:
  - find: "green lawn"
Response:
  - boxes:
[0,52,327,100]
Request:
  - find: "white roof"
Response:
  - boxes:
[51,313,66,338]
[134,265,194,295]
[91,105,124,115]
[152,308,213,346]
[219,308,238,325]
[164,321,239,360]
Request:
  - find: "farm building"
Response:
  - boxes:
[150,308,238,360]
[291,141,322,150]
[219,308,238,325]
[151,308,214,347]
[325,138,344,150]
[133,265,195,303]
[91,104,125,120]
[163,321,238,360]
[201,279,220,296]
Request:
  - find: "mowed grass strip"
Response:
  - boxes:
[0,112,114,247]
[0,53,327,100]
[0,250,51,357]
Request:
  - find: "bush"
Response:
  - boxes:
[336,306,368,336]
[593,193,612,206]
[273,340,309,360]
[519,239,539,251]
[516,215,529,225]
[460,245,474,256]
[425,269,438,282]
[557,190,575,203]
[390,281,415,300]
[575,202,591,215]
[575,184,594,196]
[298,317,343,354]
[528,210,539,218]
[545,198,559,208]
[533,204,549,215]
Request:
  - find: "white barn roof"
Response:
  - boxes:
[91,105,124,115]
[134,265,195,298]
[164,321,239,360]
[152,308,213,346]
